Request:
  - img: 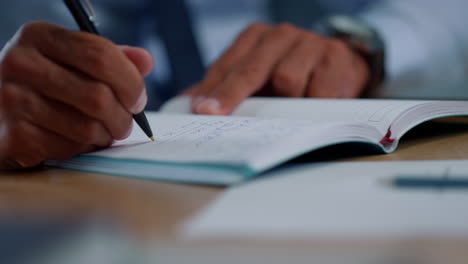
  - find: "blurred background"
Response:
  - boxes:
[2,0,467,110]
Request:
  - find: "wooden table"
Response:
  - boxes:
[1,118,468,263]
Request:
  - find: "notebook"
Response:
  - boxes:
[48,97,468,185]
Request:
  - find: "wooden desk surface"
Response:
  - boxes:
[1,118,468,262]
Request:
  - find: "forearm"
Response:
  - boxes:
[360,0,468,99]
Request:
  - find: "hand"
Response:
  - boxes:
[186,23,369,115]
[0,22,154,169]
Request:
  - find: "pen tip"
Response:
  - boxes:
[150,136,155,141]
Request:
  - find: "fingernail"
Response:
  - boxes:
[131,89,147,114]
[192,96,205,107]
[196,98,222,115]
[190,96,204,113]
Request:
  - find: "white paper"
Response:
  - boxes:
[183,160,468,240]
[87,113,355,171]
[161,96,436,135]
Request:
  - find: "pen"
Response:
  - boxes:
[383,176,468,189]
[63,0,154,141]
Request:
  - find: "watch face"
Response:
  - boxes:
[328,15,374,39]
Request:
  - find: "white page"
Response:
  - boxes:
[183,160,468,240]
[86,113,353,171]
[161,97,432,135]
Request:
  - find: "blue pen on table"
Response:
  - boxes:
[63,0,154,141]
[382,176,468,189]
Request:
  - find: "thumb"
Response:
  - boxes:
[119,45,154,77]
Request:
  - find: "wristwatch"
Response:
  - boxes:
[315,15,386,94]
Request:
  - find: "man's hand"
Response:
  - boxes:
[187,23,369,115]
[0,22,154,169]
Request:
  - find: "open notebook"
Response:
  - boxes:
[48,97,468,185]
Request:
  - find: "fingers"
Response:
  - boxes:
[190,22,369,116]
[348,50,370,98]
[0,22,153,168]
[272,33,327,97]
[190,23,272,102]
[0,120,95,169]
[0,47,133,140]
[195,23,302,115]
[306,40,368,98]
[16,22,147,114]
[119,45,154,77]
[0,83,115,146]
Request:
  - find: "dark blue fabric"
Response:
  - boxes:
[91,0,205,108]
[315,0,376,14]
[269,0,376,27]
[151,0,205,101]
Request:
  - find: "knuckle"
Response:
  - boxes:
[87,52,109,73]
[270,23,301,41]
[40,64,60,88]
[276,22,296,33]
[79,120,102,144]
[86,83,112,115]
[0,48,28,77]
[239,64,263,87]
[272,70,302,95]
[303,32,324,45]
[328,39,349,54]
[246,22,271,33]
[6,124,23,153]
[0,83,15,102]
[17,22,42,38]
[236,22,271,47]
[210,61,228,76]
[82,41,114,73]
[19,22,49,33]
[17,22,57,43]
[0,83,21,109]
[46,26,73,49]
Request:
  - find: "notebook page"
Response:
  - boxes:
[88,113,346,171]
[161,97,431,135]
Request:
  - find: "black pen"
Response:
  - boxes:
[63,0,154,141]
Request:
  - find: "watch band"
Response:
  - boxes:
[314,15,386,95]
